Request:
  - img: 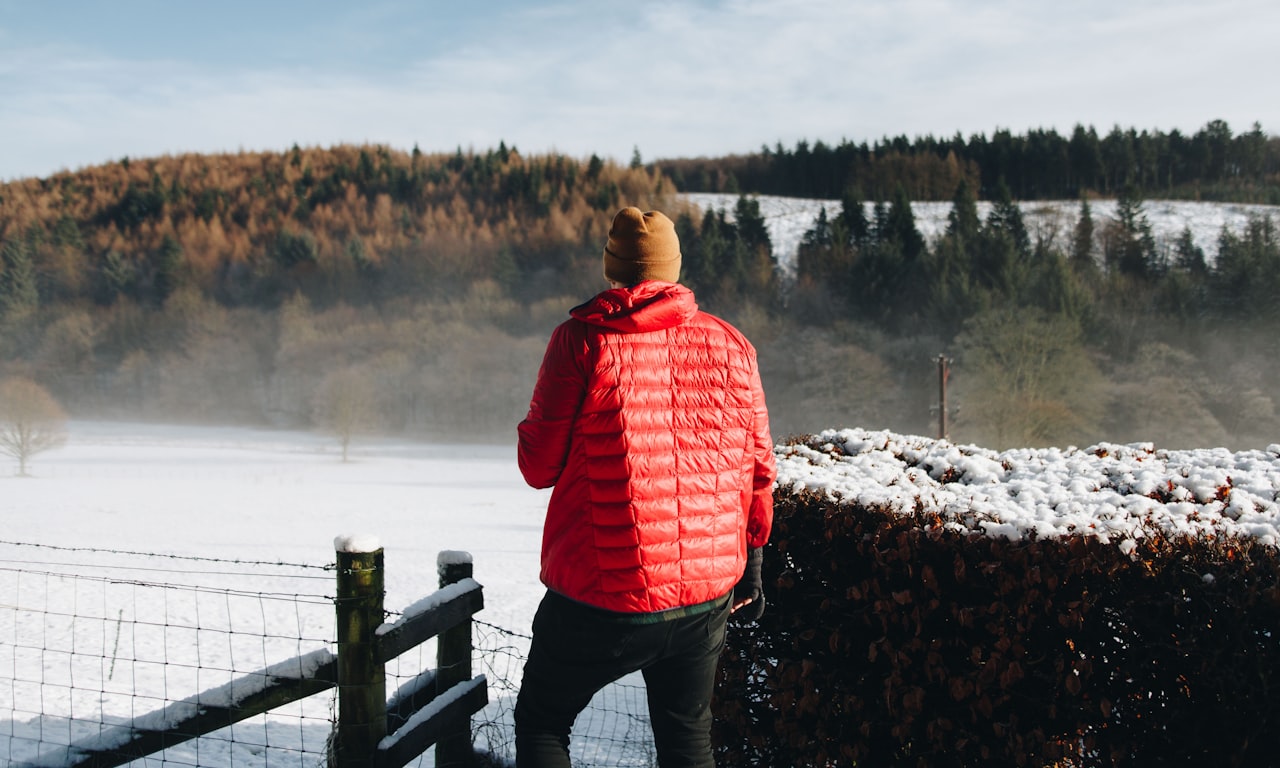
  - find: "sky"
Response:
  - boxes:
[2,0,1278,182]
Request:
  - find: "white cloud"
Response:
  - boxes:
[1,0,1278,180]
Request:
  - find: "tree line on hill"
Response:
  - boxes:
[658,119,1280,204]
[0,128,1277,454]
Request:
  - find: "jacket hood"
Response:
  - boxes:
[570,280,698,333]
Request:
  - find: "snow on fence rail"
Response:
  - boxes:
[0,540,655,768]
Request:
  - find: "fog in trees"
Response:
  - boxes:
[1,131,1277,451]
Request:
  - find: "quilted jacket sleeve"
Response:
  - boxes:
[517,321,587,489]
[746,355,777,549]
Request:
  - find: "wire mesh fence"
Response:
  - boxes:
[0,540,337,766]
[470,620,656,768]
[1,541,656,768]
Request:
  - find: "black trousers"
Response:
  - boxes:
[514,590,731,768]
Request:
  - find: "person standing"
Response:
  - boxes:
[514,206,776,767]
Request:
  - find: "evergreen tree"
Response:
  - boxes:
[796,205,858,300]
[683,209,731,296]
[272,230,320,271]
[848,238,905,323]
[1210,215,1279,322]
[1068,124,1103,194]
[1027,250,1088,319]
[926,234,982,330]
[870,201,889,242]
[796,207,834,286]
[971,226,1023,297]
[882,185,925,263]
[1071,196,1096,273]
[928,178,984,327]
[985,179,1030,257]
[0,239,39,319]
[733,196,775,300]
[672,212,699,283]
[837,189,870,247]
[99,250,134,304]
[733,196,771,259]
[152,235,185,305]
[1109,186,1157,278]
[1173,227,1207,275]
[586,154,604,181]
[945,178,981,243]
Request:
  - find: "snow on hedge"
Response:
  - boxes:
[776,428,1280,550]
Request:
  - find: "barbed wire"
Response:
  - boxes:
[0,563,334,605]
[0,538,334,571]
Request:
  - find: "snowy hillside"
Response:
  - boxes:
[681,192,1280,277]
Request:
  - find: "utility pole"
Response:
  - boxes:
[936,354,951,440]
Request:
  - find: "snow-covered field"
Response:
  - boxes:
[681,192,1280,276]
[4,421,1280,766]
[1,421,552,767]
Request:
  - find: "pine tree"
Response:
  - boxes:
[796,208,834,286]
[1071,196,1096,273]
[0,239,39,319]
[1110,185,1156,278]
[883,185,925,263]
[986,179,1030,257]
[837,189,870,247]
[152,235,185,305]
[945,178,981,243]
[928,178,984,326]
[1173,227,1207,275]
[1068,124,1103,194]
[683,209,729,295]
[733,196,775,299]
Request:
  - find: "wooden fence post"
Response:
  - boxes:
[436,551,475,767]
[333,538,387,768]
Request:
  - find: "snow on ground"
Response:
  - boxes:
[1,421,551,767]
[2,420,546,631]
[681,192,1280,277]
[4,422,1280,766]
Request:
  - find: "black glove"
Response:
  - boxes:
[732,547,765,621]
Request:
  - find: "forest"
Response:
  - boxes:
[1,119,1277,451]
[659,119,1280,203]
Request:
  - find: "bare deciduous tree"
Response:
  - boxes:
[0,376,68,476]
[312,368,379,462]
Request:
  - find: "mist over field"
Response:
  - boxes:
[1,137,1278,454]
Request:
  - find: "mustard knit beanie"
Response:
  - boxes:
[603,207,682,285]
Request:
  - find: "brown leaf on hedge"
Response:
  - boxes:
[922,563,939,593]
[1000,661,1025,688]
[977,695,994,717]
[1065,673,1081,695]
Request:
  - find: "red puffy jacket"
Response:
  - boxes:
[518,281,775,614]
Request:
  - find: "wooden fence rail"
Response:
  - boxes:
[20,542,487,768]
